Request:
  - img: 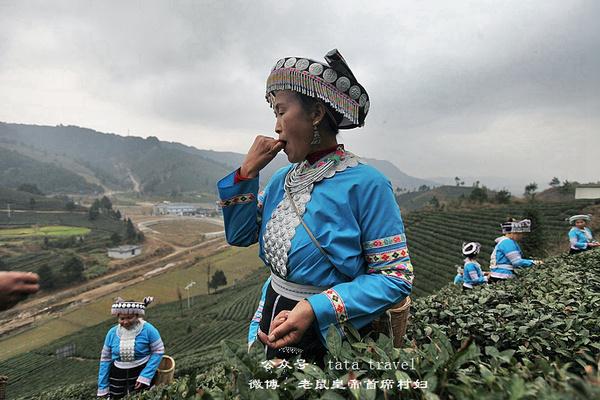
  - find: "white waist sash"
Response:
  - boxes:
[270,273,327,301]
[115,355,150,369]
[490,263,514,271]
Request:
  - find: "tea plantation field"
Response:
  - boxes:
[404,200,594,297]
[2,200,597,398]
[29,241,600,399]
[1,270,269,399]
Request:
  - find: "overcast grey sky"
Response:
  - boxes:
[1,0,598,186]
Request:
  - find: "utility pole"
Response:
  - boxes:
[7,203,11,219]
[206,262,211,294]
[184,281,196,309]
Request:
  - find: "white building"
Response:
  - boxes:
[575,185,600,200]
[108,244,143,259]
[153,202,217,216]
[153,202,198,216]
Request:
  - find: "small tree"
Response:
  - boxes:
[428,196,440,209]
[469,187,488,203]
[114,209,122,220]
[126,218,136,241]
[524,182,538,200]
[61,256,85,284]
[100,196,112,211]
[88,204,99,220]
[110,232,122,246]
[455,177,461,187]
[208,270,227,292]
[65,201,76,211]
[549,177,560,188]
[38,264,55,290]
[495,189,511,204]
[29,197,36,210]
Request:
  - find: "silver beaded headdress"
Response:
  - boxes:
[266,49,369,129]
[111,296,154,316]
[567,214,592,225]
[501,219,531,234]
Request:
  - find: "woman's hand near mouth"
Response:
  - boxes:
[240,136,285,178]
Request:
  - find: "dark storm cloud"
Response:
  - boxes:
[0,0,598,184]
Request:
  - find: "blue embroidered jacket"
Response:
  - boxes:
[568,227,595,250]
[462,259,487,288]
[489,236,534,279]
[218,150,413,345]
[97,321,164,396]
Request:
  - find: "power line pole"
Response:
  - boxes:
[184,281,196,309]
[206,262,211,294]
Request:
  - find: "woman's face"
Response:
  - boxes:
[575,219,587,229]
[118,314,139,329]
[272,90,315,163]
[507,232,524,241]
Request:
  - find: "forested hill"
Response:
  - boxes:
[0,122,435,195]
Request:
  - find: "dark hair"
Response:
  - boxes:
[293,92,341,135]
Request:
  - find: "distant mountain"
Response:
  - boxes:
[0,147,102,194]
[0,122,433,195]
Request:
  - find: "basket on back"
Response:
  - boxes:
[154,355,175,385]
[372,296,412,348]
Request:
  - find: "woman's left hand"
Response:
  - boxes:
[134,381,145,390]
[258,300,315,349]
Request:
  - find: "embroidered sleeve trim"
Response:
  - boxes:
[100,345,112,362]
[251,302,264,323]
[362,234,406,250]
[150,339,165,353]
[323,288,348,324]
[367,261,413,274]
[137,376,152,386]
[219,193,256,208]
[374,269,414,284]
[365,248,409,264]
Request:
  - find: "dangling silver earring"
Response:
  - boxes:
[310,125,321,145]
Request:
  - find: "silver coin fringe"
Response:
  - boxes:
[266,68,360,125]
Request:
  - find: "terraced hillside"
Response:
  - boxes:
[1,270,269,399]
[405,200,596,297]
[2,199,596,398]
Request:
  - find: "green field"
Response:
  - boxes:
[0,212,126,276]
[0,225,91,238]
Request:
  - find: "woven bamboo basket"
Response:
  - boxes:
[155,355,175,385]
[0,375,7,400]
[372,296,412,348]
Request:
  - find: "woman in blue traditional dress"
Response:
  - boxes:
[489,219,540,283]
[567,214,599,254]
[460,242,488,290]
[218,49,413,361]
[97,297,164,398]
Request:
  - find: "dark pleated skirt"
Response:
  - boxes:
[259,281,372,365]
[259,282,327,362]
[108,362,152,398]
